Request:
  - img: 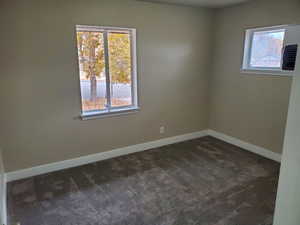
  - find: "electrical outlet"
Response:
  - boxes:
[160,126,165,134]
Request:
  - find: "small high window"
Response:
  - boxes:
[242,25,291,75]
[76,25,138,119]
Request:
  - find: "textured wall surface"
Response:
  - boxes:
[209,0,300,154]
[0,0,213,172]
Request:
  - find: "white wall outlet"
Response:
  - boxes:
[159,126,165,134]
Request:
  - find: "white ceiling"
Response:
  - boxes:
[138,0,252,8]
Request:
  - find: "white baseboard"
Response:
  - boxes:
[207,129,281,163]
[0,148,7,225]
[3,129,281,225]
[2,175,6,225]
[6,130,208,182]
[6,129,281,183]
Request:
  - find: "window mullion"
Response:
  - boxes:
[129,30,135,107]
[247,31,254,68]
[103,31,112,111]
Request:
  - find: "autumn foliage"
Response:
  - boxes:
[77,30,132,111]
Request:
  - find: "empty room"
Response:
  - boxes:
[1,0,300,224]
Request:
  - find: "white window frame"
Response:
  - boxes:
[76,25,139,120]
[241,25,293,76]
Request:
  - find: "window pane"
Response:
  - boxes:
[76,31,107,113]
[250,29,285,68]
[108,32,132,107]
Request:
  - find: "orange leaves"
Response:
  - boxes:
[76,31,132,84]
[77,31,105,79]
[108,33,131,84]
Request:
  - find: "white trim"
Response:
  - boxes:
[6,130,208,182]
[2,175,6,225]
[81,107,140,120]
[76,25,139,120]
[207,129,281,162]
[245,24,290,32]
[0,148,7,225]
[241,24,292,76]
[76,25,135,33]
[6,129,282,183]
[241,68,294,76]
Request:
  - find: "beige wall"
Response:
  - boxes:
[209,0,300,154]
[0,0,213,172]
[274,25,300,225]
[2,0,300,173]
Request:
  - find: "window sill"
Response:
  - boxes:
[81,107,140,120]
[241,68,294,76]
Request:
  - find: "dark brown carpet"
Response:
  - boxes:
[7,136,280,225]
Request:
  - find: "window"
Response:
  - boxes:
[242,25,291,75]
[76,25,138,119]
